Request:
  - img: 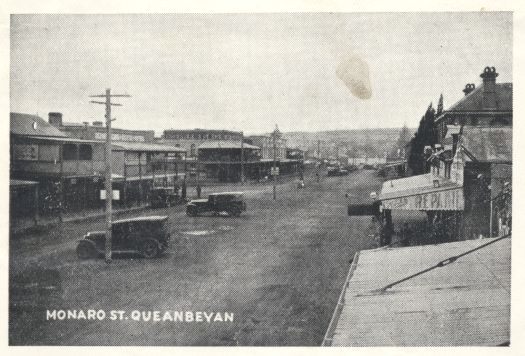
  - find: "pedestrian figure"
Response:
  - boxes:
[196,184,202,198]
[181,180,187,200]
[401,222,413,246]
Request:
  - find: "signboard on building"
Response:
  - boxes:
[382,187,464,211]
[271,167,280,176]
[100,190,120,200]
[94,132,145,142]
[13,144,38,161]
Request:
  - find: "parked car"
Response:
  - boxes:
[186,192,246,217]
[76,216,170,259]
[327,166,349,176]
[150,186,183,208]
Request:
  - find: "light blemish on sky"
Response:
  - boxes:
[336,55,372,100]
[10,13,512,134]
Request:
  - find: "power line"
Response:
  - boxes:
[373,233,511,293]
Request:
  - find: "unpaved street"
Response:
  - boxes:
[10,169,382,346]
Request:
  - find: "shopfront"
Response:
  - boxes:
[378,173,464,245]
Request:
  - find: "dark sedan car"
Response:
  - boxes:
[76,216,170,259]
[186,192,246,217]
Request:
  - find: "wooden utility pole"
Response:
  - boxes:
[272,125,280,200]
[317,139,321,183]
[240,131,245,184]
[90,89,131,264]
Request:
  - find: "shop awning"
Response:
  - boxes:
[379,173,464,211]
[10,179,38,187]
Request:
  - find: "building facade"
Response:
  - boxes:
[435,67,512,144]
[376,66,512,245]
[49,112,156,143]
[160,129,243,157]
[10,112,187,228]
[10,113,106,225]
[247,134,287,160]
[433,67,512,239]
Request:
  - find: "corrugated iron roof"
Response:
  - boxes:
[24,135,102,144]
[10,112,67,137]
[325,237,511,346]
[112,141,186,153]
[442,83,512,113]
[198,141,261,150]
[461,126,512,162]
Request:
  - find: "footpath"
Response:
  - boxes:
[11,173,305,236]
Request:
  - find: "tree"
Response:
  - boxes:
[436,93,444,116]
[391,123,412,158]
[407,103,437,175]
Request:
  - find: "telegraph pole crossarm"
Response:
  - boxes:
[89,89,131,264]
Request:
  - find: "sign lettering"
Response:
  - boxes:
[94,132,145,142]
[382,188,464,211]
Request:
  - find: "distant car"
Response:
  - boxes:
[327,166,349,176]
[150,186,182,208]
[76,216,170,259]
[186,192,246,217]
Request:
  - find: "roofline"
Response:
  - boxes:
[379,184,463,201]
[163,129,243,135]
[12,134,102,144]
[435,110,512,122]
[209,192,244,195]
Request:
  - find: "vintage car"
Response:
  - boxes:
[150,186,182,208]
[327,166,349,176]
[76,215,170,259]
[186,192,246,217]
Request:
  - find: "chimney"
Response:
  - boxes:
[462,83,476,96]
[48,112,63,127]
[92,121,104,127]
[480,66,498,109]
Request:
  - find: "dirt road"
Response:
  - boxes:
[10,169,382,346]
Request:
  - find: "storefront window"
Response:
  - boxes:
[63,144,78,160]
[78,144,93,160]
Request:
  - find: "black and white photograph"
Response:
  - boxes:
[5,6,517,349]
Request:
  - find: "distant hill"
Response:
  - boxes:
[283,128,416,158]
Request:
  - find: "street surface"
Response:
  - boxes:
[10,169,382,346]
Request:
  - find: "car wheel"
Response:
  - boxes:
[76,240,97,260]
[186,207,197,217]
[229,207,241,217]
[141,239,160,258]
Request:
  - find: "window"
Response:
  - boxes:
[445,162,452,179]
[78,144,93,160]
[62,144,78,160]
[190,144,196,157]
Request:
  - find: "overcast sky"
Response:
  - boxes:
[10,13,512,135]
